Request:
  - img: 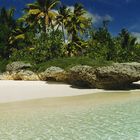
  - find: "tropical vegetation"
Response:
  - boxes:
[0,0,139,72]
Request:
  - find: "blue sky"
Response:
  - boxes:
[0,0,140,37]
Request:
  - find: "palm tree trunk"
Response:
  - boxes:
[62,24,66,43]
[50,20,55,34]
[43,14,47,33]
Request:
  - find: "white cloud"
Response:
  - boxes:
[86,13,113,25]
[67,6,74,12]
[132,32,140,43]
[103,15,113,22]
[129,23,140,31]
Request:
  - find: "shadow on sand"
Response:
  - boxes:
[46,81,140,91]
[113,83,140,91]
[70,83,140,91]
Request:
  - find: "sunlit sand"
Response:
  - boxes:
[0,80,103,103]
[0,80,139,103]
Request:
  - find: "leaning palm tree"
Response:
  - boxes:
[23,0,60,33]
[56,5,71,42]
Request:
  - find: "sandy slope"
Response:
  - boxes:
[0,81,103,103]
[0,80,139,103]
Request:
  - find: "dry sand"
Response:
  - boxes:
[0,80,139,103]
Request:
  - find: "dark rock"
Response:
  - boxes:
[95,63,140,89]
[68,63,140,89]
[68,65,96,88]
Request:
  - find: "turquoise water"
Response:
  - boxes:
[0,91,140,140]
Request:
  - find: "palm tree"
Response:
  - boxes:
[117,29,137,61]
[66,3,91,42]
[24,0,60,33]
[9,21,28,46]
[56,5,71,42]
[64,3,91,56]
[0,7,16,28]
[119,29,137,49]
[0,7,16,58]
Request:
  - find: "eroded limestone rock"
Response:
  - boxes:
[6,61,32,72]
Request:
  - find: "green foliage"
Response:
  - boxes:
[10,30,64,63]
[23,0,60,33]
[0,59,9,73]
[113,29,138,62]
[88,26,140,62]
[88,26,116,61]
[134,44,140,62]
[0,7,16,59]
[32,57,112,72]
[0,1,139,73]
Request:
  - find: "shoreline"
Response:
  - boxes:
[0,80,139,103]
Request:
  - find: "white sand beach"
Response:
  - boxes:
[0,80,103,103]
[0,80,139,103]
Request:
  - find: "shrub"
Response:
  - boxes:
[0,59,9,73]
[32,56,112,72]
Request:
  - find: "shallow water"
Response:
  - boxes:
[0,91,140,140]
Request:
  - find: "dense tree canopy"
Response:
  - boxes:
[0,0,139,66]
